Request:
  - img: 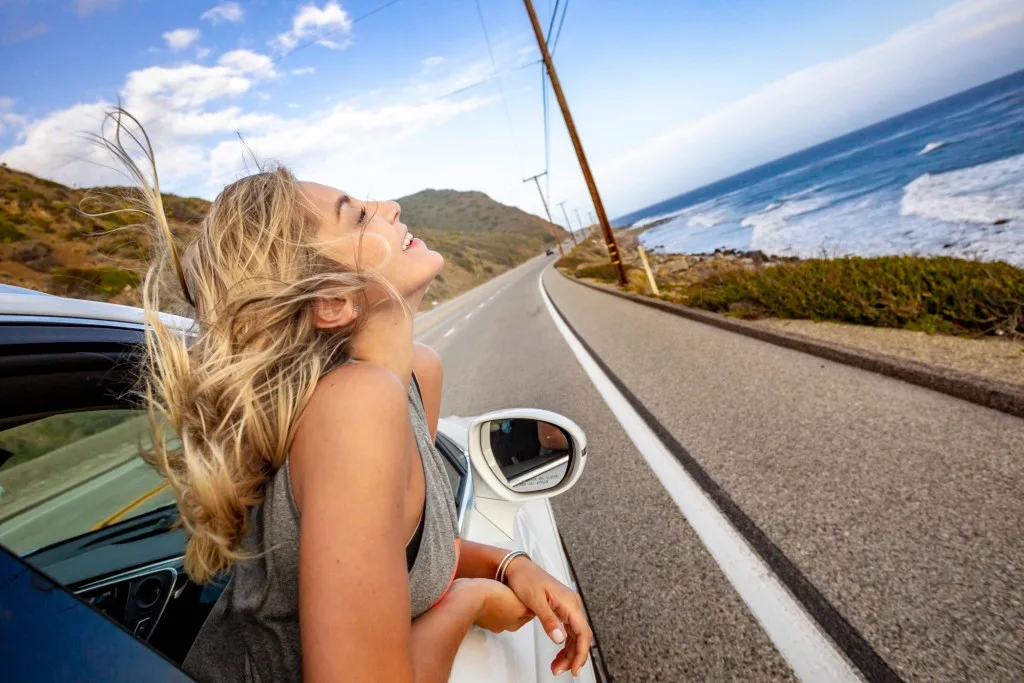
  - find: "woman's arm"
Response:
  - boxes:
[412,343,443,439]
[290,365,528,683]
[457,540,593,677]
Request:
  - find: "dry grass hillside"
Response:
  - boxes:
[0,166,559,309]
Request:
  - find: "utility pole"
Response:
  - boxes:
[522,0,627,285]
[523,171,564,257]
[556,200,578,246]
[574,208,586,239]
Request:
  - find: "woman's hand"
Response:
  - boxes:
[447,578,534,634]
[504,558,593,677]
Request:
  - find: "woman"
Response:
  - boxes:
[100,110,591,682]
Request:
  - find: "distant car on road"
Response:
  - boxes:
[0,289,608,683]
[546,247,555,256]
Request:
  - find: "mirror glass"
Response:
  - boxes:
[484,418,574,493]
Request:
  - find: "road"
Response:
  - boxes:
[428,254,1024,682]
[4,252,1022,680]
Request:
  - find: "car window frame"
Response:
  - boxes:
[434,432,473,535]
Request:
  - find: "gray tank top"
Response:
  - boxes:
[182,377,461,682]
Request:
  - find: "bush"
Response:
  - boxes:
[52,266,141,298]
[575,262,621,282]
[679,256,1024,336]
[555,255,582,271]
[0,215,25,243]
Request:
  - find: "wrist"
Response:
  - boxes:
[443,578,489,620]
[502,554,533,586]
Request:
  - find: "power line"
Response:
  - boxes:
[550,0,571,55]
[472,0,526,177]
[545,0,562,47]
[271,0,411,65]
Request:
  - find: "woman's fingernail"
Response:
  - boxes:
[551,628,566,644]
[553,664,567,675]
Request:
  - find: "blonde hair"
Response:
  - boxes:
[96,109,399,583]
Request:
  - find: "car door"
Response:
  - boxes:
[436,418,600,683]
[0,316,198,680]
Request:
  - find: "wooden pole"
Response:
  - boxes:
[522,0,627,285]
[637,246,659,295]
[557,200,578,246]
[523,171,564,257]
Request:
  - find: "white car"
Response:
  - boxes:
[0,285,608,683]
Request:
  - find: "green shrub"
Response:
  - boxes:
[53,266,140,297]
[680,256,1024,336]
[575,262,621,282]
[555,255,582,271]
[0,215,25,243]
[16,188,44,203]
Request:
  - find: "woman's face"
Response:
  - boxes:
[302,182,444,304]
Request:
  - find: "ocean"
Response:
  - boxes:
[619,69,1024,267]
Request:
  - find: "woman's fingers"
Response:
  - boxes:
[550,646,571,676]
[555,593,593,676]
[532,592,568,645]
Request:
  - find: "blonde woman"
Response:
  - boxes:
[99,110,591,682]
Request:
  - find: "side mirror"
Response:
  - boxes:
[467,409,587,539]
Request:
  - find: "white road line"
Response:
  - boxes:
[443,328,455,338]
[464,312,473,320]
[487,296,495,302]
[538,272,860,683]
[477,303,485,310]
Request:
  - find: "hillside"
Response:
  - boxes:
[0,166,557,309]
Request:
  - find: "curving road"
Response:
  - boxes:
[427,254,1024,682]
[3,252,1021,681]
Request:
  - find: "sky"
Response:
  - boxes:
[0,0,1022,226]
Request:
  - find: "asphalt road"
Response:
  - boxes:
[4,252,1021,681]
[426,254,1024,682]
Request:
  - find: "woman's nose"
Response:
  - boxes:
[386,200,402,223]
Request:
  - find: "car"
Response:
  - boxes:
[0,287,609,683]
[546,248,555,256]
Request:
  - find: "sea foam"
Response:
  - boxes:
[900,152,1024,224]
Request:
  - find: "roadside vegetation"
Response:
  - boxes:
[557,234,1024,338]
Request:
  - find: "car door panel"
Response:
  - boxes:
[0,545,194,683]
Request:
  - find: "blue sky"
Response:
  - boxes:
[1,0,1022,223]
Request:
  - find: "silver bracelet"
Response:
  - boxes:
[495,550,529,584]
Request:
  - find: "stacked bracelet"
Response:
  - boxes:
[495,550,529,584]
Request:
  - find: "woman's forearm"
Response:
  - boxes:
[408,585,479,683]
[455,540,512,580]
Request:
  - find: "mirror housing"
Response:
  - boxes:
[467,409,587,539]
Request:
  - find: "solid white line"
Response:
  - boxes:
[537,272,859,683]
[443,328,455,338]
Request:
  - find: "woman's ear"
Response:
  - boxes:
[313,297,359,329]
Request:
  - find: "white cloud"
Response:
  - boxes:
[73,0,120,17]
[2,22,48,45]
[196,46,213,60]
[0,98,26,136]
[0,42,493,198]
[422,56,445,70]
[163,28,201,51]
[290,67,316,75]
[272,2,352,52]
[598,0,1024,214]
[201,2,244,24]
[217,49,277,78]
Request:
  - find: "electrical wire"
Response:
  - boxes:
[472,0,526,177]
[271,0,410,65]
[545,0,563,47]
[550,0,571,55]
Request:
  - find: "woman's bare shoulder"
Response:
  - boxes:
[289,364,411,505]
